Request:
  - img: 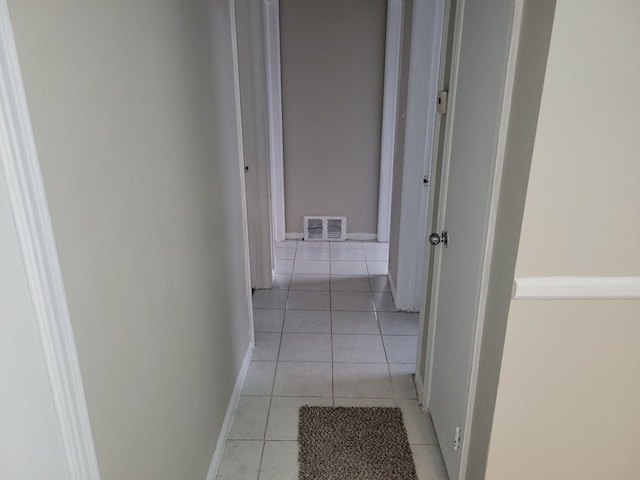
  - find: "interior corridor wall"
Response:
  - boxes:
[482,1,640,478]
[8,0,252,479]
[280,0,386,235]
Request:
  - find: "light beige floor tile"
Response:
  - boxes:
[332,334,387,363]
[383,335,418,364]
[331,260,368,275]
[369,274,391,292]
[378,312,419,335]
[265,396,332,440]
[274,259,294,275]
[258,441,299,480]
[252,290,288,309]
[331,291,375,311]
[283,310,331,333]
[373,291,396,312]
[411,444,448,480]
[334,397,397,407]
[397,399,438,445]
[290,274,330,291]
[275,247,296,260]
[330,249,366,261]
[273,362,333,397]
[330,274,371,292]
[253,332,281,361]
[242,361,276,396]
[253,309,284,332]
[333,362,392,398]
[295,248,330,261]
[217,440,263,480]
[287,291,330,310]
[331,311,379,334]
[292,260,330,275]
[367,261,388,275]
[271,274,291,290]
[389,363,418,399]
[279,333,332,362]
[228,396,270,440]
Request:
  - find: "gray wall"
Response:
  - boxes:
[9,1,252,479]
[280,0,386,234]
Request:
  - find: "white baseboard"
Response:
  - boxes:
[205,343,253,480]
[347,233,377,241]
[285,232,378,241]
[513,276,640,300]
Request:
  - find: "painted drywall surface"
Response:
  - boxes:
[0,168,69,479]
[514,1,640,277]
[280,0,386,234]
[8,0,252,479]
[484,2,640,478]
[486,300,640,479]
[465,1,556,478]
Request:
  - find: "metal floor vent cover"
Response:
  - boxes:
[304,216,346,241]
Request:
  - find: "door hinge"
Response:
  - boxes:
[453,426,462,451]
[437,90,449,114]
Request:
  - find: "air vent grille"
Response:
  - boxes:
[303,216,346,241]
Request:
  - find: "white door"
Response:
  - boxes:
[426,1,516,478]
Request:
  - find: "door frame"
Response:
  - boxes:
[421,1,524,478]
[0,3,101,478]
[262,0,403,243]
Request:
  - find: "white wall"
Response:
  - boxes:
[481,1,640,478]
[8,0,252,479]
[0,167,69,480]
[279,0,386,234]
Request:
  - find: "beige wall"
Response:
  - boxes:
[482,1,640,478]
[280,0,386,234]
[8,1,252,479]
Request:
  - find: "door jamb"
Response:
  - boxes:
[263,0,285,243]
[263,0,403,243]
[457,2,522,476]
[421,1,524,478]
[0,3,101,477]
[376,0,403,243]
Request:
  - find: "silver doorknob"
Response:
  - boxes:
[429,231,448,247]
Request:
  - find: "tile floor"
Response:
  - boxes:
[217,240,448,480]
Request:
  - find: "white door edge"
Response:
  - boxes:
[263,0,285,242]
[377,0,403,243]
[0,3,101,478]
[458,1,523,477]
[229,0,256,346]
[423,0,465,409]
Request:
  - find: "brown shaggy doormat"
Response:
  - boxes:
[298,406,418,480]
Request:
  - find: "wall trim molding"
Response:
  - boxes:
[263,0,285,242]
[205,344,254,480]
[285,232,378,241]
[377,0,403,243]
[0,3,101,478]
[513,276,640,300]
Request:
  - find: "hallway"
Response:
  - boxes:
[217,240,447,479]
